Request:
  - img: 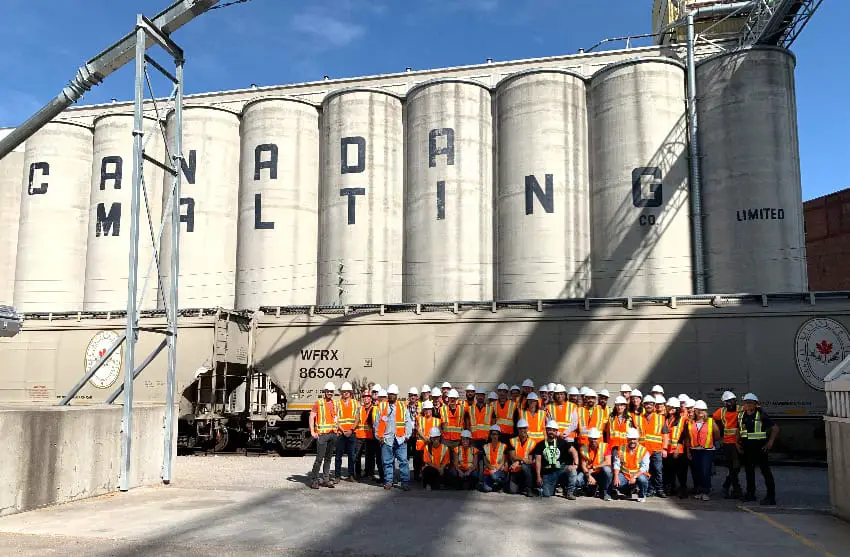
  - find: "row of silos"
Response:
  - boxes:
[4,46,807,312]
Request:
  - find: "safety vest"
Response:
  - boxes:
[607,415,632,449]
[619,445,648,480]
[640,413,665,452]
[547,402,577,439]
[580,441,609,471]
[667,415,686,455]
[423,443,450,468]
[738,410,767,441]
[509,436,537,472]
[598,405,610,422]
[455,445,477,471]
[468,404,490,440]
[441,404,464,441]
[482,442,506,475]
[416,415,442,451]
[579,406,605,445]
[521,409,546,442]
[629,409,643,425]
[334,398,358,432]
[492,401,516,435]
[463,399,475,415]
[716,406,740,444]
[376,402,407,439]
[355,405,375,439]
[688,419,715,449]
[314,400,336,434]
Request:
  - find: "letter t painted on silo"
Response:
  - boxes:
[340,188,366,225]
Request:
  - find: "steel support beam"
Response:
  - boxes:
[686,13,706,295]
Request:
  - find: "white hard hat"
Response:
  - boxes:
[643,395,655,403]
[447,389,459,398]
[546,419,559,429]
[431,387,442,397]
[497,383,509,391]
[651,385,664,394]
[685,398,695,408]
[548,383,556,391]
[587,427,602,439]
[743,393,759,402]
[475,386,486,394]
[422,400,434,409]
[465,384,476,391]
[421,384,431,393]
[539,384,550,392]
[580,386,589,395]
[599,389,610,397]
[620,384,632,392]
[614,396,628,405]
[490,424,502,432]
[525,392,538,401]
[722,391,737,401]
[516,419,529,428]
[510,385,521,391]
[408,386,419,395]
[441,381,452,389]
[568,387,580,395]
[372,384,382,392]
[631,389,643,397]
[554,384,566,393]
[626,428,640,440]
[678,394,689,402]
[654,395,666,404]
[522,378,534,388]
[387,384,399,395]
[461,430,472,439]
[584,389,597,398]
[340,382,353,391]
[378,389,388,398]
[667,397,680,407]
[488,392,498,400]
[694,400,708,410]
[324,382,336,391]
[429,427,442,438]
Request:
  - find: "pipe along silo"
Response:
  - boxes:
[318,89,403,305]
[495,70,591,300]
[697,47,807,293]
[14,121,93,312]
[0,147,24,305]
[237,98,320,309]
[159,107,240,310]
[404,79,493,303]
[84,115,164,311]
[589,58,693,297]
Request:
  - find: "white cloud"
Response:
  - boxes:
[291,12,366,47]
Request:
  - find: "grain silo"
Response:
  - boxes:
[496,69,590,300]
[589,58,692,297]
[84,114,164,311]
[159,107,240,309]
[318,89,403,305]
[404,79,493,303]
[236,98,320,309]
[697,46,806,293]
[14,121,92,312]
[0,143,24,305]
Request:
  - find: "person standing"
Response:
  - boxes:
[309,382,338,489]
[375,384,413,491]
[663,397,689,498]
[440,389,464,448]
[686,400,721,501]
[640,395,670,498]
[532,419,579,499]
[354,390,378,481]
[520,393,546,442]
[406,386,421,479]
[491,384,518,443]
[467,387,491,449]
[612,428,650,502]
[578,389,605,447]
[606,396,634,457]
[546,385,578,443]
[714,391,743,499]
[334,382,359,482]
[737,393,778,505]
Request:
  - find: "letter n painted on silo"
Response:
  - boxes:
[525,174,554,214]
[180,150,197,184]
[340,188,366,225]
[341,137,366,174]
[96,202,121,237]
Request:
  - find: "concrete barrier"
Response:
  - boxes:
[825,357,850,522]
[0,404,175,516]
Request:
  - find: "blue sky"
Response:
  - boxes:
[0,0,845,200]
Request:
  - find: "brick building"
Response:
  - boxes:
[804,188,850,290]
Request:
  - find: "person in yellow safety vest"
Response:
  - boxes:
[463,384,476,414]
[491,383,518,442]
[713,391,743,499]
[508,419,539,496]
[479,424,509,492]
[737,393,778,505]
[578,389,605,446]
[597,389,611,421]
[612,427,650,502]
[663,397,689,498]
[452,430,480,490]
[375,384,414,491]
[577,427,613,501]
[421,427,452,491]
[413,400,441,482]
[440,389,465,448]
[309,382,338,489]
[354,390,379,482]
[520,393,546,442]
[466,388,492,449]
[686,400,721,501]
[546,384,579,442]
[333,382,360,482]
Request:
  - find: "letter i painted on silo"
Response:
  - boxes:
[253,143,276,230]
[340,136,366,225]
[429,128,454,221]
[178,150,196,232]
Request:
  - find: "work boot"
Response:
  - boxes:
[322,480,335,488]
[565,492,576,501]
[656,491,667,499]
[760,496,776,506]
[310,480,320,489]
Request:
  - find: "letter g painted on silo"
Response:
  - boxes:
[631,167,663,208]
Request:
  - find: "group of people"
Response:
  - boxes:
[308,379,779,505]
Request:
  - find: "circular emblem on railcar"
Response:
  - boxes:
[795,317,850,391]
[85,330,123,389]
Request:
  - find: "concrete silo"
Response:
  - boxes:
[0,140,24,305]
[84,114,164,311]
[14,121,92,312]
[697,47,807,293]
[159,107,240,309]
[318,89,403,305]
[404,79,493,303]
[236,98,320,309]
[496,69,590,300]
[589,58,693,297]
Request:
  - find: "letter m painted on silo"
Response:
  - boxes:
[96,202,121,237]
[525,174,554,214]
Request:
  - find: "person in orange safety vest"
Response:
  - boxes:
[441,389,465,448]
[713,391,743,499]
[354,390,379,482]
[508,419,539,496]
[413,400,442,482]
[452,430,479,490]
[663,397,689,499]
[479,424,509,492]
[466,388,491,449]
[309,382,339,489]
[421,426,452,490]
[520,393,546,442]
[577,427,613,501]
[612,427,650,502]
[491,384,518,442]
[333,382,360,482]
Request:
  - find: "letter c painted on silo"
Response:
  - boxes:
[27,162,49,195]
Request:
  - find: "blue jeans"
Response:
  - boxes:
[541,466,577,497]
[334,432,356,478]
[480,470,507,492]
[649,450,664,495]
[616,473,649,498]
[577,466,613,496]
[381,438,410,486]
[690,449,713,494]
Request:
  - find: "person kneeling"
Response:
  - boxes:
[533,419,579,499]
[577,427,613,501]
[612,428,650,502]
[452,430,479,490]
[509,419,539,496]
[422,427,452,491]
[479,425,509,492]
